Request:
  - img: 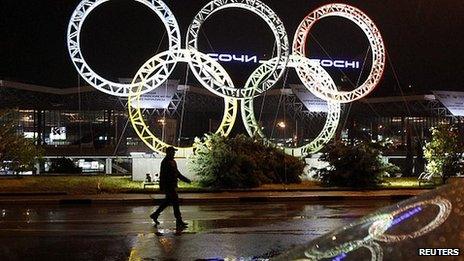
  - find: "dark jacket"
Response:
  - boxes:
[159,157,191,193]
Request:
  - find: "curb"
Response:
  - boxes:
[0,193,422,206]
[0,192,68,196]
[0,186,435,196]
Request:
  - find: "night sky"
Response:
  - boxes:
[1,0,464,97]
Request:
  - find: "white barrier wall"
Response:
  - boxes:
[132,154,328,182]
[303,154,329,180]
[132,156,195,181]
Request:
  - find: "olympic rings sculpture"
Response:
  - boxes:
[67,0,386,156]
[302,197,452,261]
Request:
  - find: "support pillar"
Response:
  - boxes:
[105,158,112,175]
[34,162,40,175]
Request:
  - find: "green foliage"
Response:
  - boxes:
[0,110,43,174]
[424,124,464,182]
[315,140,400,188]
[188,134,305,189]
[48,157,82,174]
[0,176,143,194]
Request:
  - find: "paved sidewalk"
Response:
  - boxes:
[0,188,432,205]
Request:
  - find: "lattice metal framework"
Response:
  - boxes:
[67,0,181,97]
[128,49,238,157]
[186,0,289,99]
[66,0,386,156]
[241,55,341,156]
[293,3,386,103]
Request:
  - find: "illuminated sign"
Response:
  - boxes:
[135,80,179,109]
[433,91,464,116]
[207,53,360,69]
[50,127,66,141]
[120,79,179,109]
[290,84,328,112]
[207,53,260,63]
[23,132,38,139]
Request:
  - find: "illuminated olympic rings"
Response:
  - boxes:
[302,197,452,261]
[67,0,386,155]
[241,55,341,156]
[293,3,386,103]
[67,0,181,97]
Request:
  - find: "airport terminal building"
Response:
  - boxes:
[1,79,463,175]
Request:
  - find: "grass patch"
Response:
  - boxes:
[0,176,145,194]
[380,177,441,189]
[255,181,322,190]
[0,176,435,195]
[0,176,215,194]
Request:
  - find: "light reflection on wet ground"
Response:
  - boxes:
[0,200,395,260]
[275,181,464,261]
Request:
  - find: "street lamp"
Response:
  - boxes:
[157,118,166,126]
[277,121,286,129]
[158,118,166,141]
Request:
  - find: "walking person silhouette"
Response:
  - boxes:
[150,146,191,228]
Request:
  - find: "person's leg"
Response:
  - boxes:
[150,195,169,222]
[170,192,182,221]
[168,192,187,227]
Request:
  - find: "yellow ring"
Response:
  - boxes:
[128,49,238,157]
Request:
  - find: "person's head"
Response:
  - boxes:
[165,146,177,158]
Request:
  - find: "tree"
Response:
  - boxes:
[315,140,399,188]
[424,124,464,183]
[188,134,305,189]
[0,110,43,175]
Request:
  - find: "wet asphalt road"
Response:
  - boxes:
[0,200,396,260]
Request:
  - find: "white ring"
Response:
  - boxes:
[67,0,181,97]
[186,0,289,99]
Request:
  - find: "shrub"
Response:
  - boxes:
[424,124,464,183]
[188,134,305,189]
[315,140,399,188]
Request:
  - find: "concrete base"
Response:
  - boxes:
[132,154,329,182]
[302,154,329,181]
[132,156,194,182]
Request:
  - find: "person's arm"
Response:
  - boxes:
[172,161,191,183]
[177,172,191,183]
